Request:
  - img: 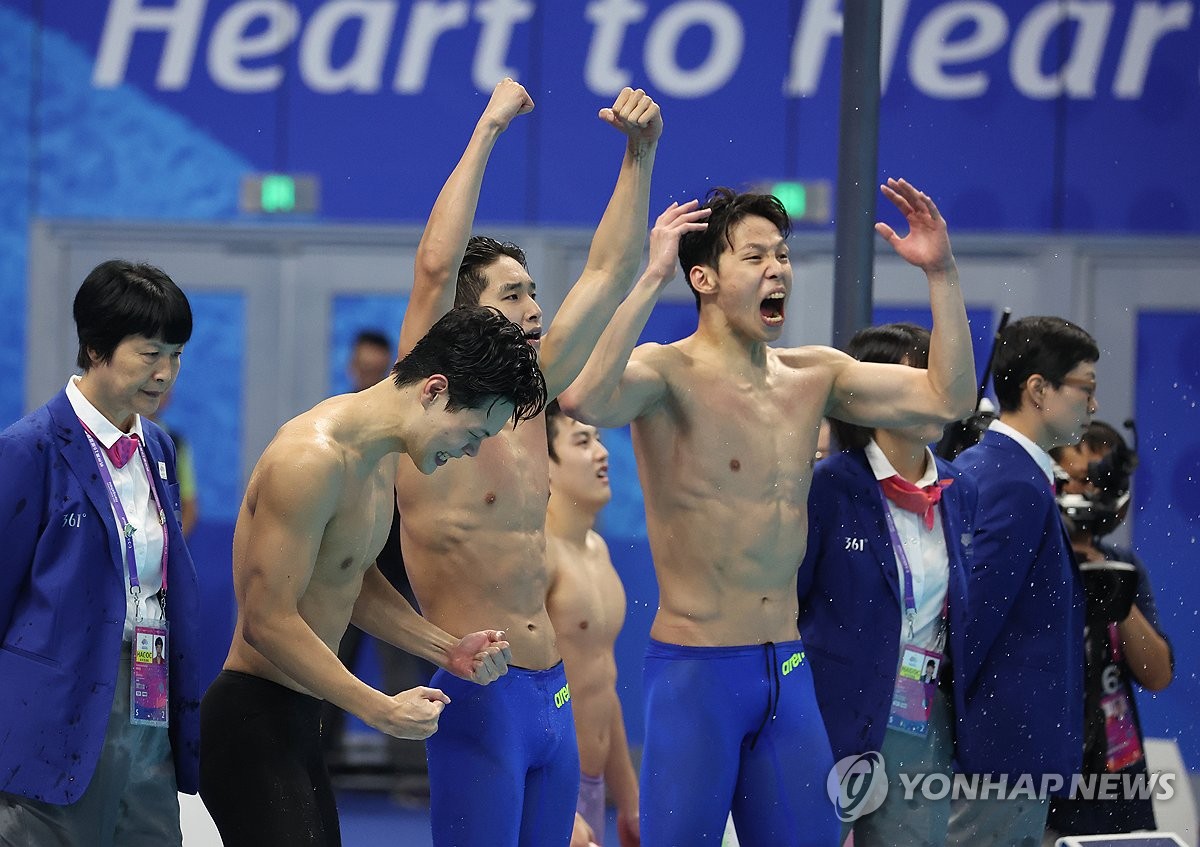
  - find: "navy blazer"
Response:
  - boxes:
[798,449,976,762]
[0,389,201,803]
[953,429,1084,780]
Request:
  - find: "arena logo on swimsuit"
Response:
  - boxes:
[781,652,806,676]
[554,683,571,709]
[92,0,1189,102]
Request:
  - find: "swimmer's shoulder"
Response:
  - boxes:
[253,424,348,497]
[631,337,698,379]
[775,343,853,372]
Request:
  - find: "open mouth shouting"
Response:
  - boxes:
[760,291,786,327]
[525,328,542,348]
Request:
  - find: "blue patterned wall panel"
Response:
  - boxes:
[1132,311,1200,767]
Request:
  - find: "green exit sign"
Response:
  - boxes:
[240,173,319,214]
[752,179,832,224]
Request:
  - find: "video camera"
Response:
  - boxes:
[1055,419,1139,539]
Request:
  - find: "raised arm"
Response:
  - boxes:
[237,450,448,739]
[557,201,708,428]
[826,178,975,427]
[537,88,663,398]
[351,563,512,684]
[398,79,534,357]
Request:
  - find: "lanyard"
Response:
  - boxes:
[79,422,169,606]
[882,500,948,643]
[1107,622,1123,664]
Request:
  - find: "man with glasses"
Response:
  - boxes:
[950,316,1100,847]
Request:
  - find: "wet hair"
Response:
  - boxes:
[353,329,392,352]
[455,236,529,308]
[392,305,547,424]
[73,260,192,371]
[545,400,566,463]
[830,322,931,451]
[991,316,1099,413]
[677,187,791,310]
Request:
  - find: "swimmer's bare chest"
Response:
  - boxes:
[638,356,828,512]
[311,461,397,584]
[398,417,550,543]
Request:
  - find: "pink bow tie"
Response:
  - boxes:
[880,474,953,530]
[107,434,140,469]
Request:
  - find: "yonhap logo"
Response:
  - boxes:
[827,752,888,823]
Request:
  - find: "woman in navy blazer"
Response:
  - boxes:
[0,260,201,846]
[799,323,977,846]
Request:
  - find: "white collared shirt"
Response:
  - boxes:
[988,418,1056,489]
[66,377,165,639]
[865,440,950,653]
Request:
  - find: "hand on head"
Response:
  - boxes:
[644,200,710,283]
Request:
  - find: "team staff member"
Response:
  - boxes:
[950,316,1099,847]
[799,323,977,846]
[0,260,200,846]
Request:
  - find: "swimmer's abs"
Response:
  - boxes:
[651,593,802,648]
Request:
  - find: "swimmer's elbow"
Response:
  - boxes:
[556,388,595,424]
[926,387,973,425]
[240,608,277,654]
[949,389,977,421]
[239,586,294,656]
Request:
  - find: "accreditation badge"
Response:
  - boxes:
[131,621,169,727]
[887,645,942,737]
[1102,686,1144,772]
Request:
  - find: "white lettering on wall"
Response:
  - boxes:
[88,0,1199,102]
[393,0,469,93]
[94,0,206,89]
[207,0,298,92]
[473,0,535,91]
[909,1,1009,98]
[584,0,648,95]
[1010,0,1113,99]
[300,0,396,93]
[1114,1,1193,97]
[644,0,743,97]
[786,0,841,97]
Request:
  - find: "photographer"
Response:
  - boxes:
[1047,420,1173,837]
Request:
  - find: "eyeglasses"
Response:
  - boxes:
[1057,377,1097,401]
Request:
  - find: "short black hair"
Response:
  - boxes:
[455,236,528,308]
[830,322,931,451]
[545,400,566,462]
[353,329,392,351]
[74,260,192,371]
[992,316,1099,413]
[392,305,547,425]
[678,187,791,310]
